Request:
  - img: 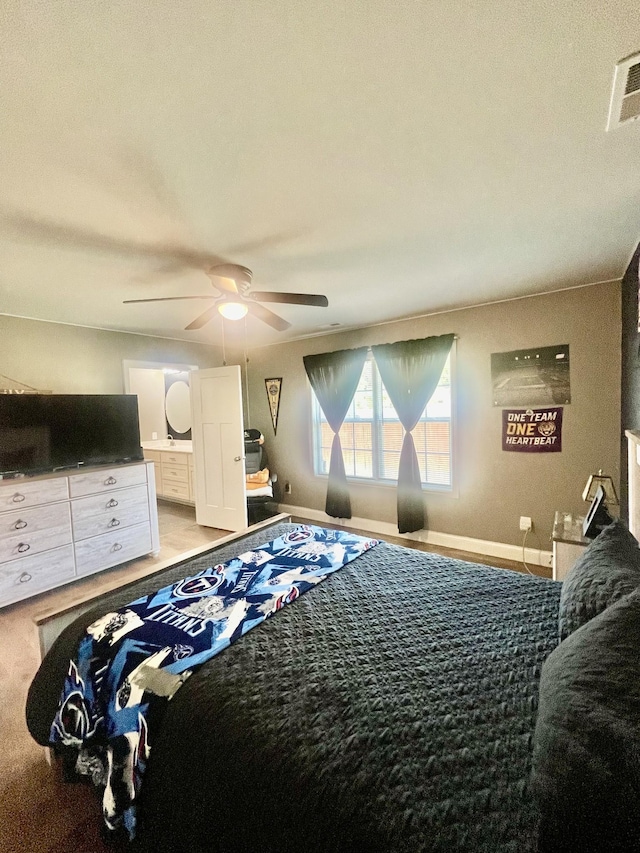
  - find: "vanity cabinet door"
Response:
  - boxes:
[162,452,188,467]
[162,465,189,484]
[161,480,191,501]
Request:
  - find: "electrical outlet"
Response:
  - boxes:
[519,516,532,532]
[284,482,292,495]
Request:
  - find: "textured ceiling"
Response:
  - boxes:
[1,1,639,348]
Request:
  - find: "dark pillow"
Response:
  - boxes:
[558,519,640,640]
[532,587,640,852]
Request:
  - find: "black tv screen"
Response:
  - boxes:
[0,394,143,477]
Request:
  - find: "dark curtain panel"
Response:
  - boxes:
[303,347,368,518]
[372,334,454,533]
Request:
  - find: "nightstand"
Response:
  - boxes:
[552,511,588,581]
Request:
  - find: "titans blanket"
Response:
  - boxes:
[49,525,378,839]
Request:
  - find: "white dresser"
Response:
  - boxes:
[0,461,160,608]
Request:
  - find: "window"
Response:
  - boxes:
[312,350,453,489]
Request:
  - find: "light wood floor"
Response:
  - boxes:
[0,503,549,853]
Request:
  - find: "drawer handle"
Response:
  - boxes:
[14,519,27,530]
[107,498,119,508]
[17,542,31,553]
[108,518,121,528]
[112,542,123,552]
[105,476,117,486]
[12,493,25,503]
[19,572,32,583]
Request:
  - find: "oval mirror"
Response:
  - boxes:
[165,380,192,435]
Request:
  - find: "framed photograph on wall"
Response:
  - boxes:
[491,344,570,407]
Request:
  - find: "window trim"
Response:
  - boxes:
[310,341,457,494]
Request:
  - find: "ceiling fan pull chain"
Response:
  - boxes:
[244,316,251,426]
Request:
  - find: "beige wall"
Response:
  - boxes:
[0,315,222,394]
[0,283,621,549]
[244,282,621,549]
[127,367,169,441]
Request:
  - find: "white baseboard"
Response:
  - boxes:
[278,503,553,569]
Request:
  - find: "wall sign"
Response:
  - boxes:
[502,407,563,452]
[265,378,282,435]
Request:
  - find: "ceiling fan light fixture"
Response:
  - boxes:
[217,300,248,321]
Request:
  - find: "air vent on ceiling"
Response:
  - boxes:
[607,51,640,131]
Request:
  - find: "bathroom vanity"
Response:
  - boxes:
[142,440,195,505]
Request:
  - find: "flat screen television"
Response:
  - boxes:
[0,394,143,478]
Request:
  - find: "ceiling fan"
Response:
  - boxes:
[123,263,328,331]
[1,210,328,332]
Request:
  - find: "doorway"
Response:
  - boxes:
[123,360,198,441]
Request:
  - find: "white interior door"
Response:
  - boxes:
[190,366,247,531]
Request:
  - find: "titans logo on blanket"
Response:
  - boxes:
[49,525,378,839]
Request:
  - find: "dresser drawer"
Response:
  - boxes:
[0,545,75,607]
[162,464,189,484]
[71,485,150,541]
[74,522,152,577]
[161,480,191,501]
[0,477,69,511]
[0,501,71,542]
[0,503,72,565]
[68,464,147,497]
[162,451,188,467]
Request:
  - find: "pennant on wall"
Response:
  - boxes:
[265,378,282,434]
[502,407,563,452]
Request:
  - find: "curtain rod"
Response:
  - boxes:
[365,335,459,351]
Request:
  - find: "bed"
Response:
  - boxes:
[25,517,640,852]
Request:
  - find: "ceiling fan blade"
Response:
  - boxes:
[246,301,291,331]
[250,291,328,307]
[123,295,215,304]
[2,211,229,269]
[184,304,221,331]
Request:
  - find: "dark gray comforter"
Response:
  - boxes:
[27,523,561,852]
